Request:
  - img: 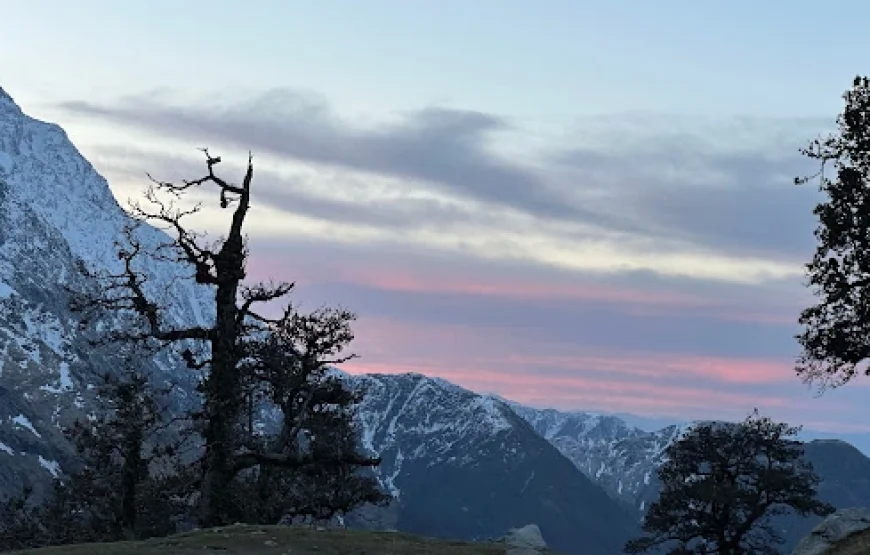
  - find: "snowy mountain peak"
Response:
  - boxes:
[0,86,214,321]
[0,86,20,114]
[343,372,517,498]
[0,87,128,270]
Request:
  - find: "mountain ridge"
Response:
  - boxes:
[341,371,639,554]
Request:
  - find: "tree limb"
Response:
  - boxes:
[231,450,380,477]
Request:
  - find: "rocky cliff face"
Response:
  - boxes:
[507,402,688,516]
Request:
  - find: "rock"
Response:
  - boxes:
[279,514,343,529]
[791,507,870,555]
[503,523,548,553]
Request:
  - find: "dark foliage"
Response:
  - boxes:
[0,367,189,551]
[0,487,44,551]
[233,382,391,525]
[232,306,392,525]
[625,410,834,555]
[796,75,870,390]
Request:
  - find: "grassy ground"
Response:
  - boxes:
[5,524,530,555]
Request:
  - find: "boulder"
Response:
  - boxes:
[503,523,548,554]
[791,507,870,555]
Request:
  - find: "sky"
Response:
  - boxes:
[3,1,870,434]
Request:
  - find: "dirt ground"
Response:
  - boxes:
[6,524,531,555]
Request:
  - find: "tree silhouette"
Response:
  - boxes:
[795,76,870,390]
[71,150,380,527]
[625,410,833,555]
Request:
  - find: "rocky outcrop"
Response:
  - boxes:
[791,507,870,555]
[503,523,548,554]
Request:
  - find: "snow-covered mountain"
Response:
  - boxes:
[0,86,211,499]
[508,403,689,515]
[505,402,870,553]
[340,374,870,553]
[344,372,638,555]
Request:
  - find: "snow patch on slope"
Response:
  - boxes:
[40,362,74,393]
[509,401,689,515]
[38,455,61,478]
[0,281,14,299]
[12,415,40,438]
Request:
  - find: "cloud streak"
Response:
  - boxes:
[87,138,803,287]
[342,359,818,419]
[61,89,599,223]
[555,144,825,259]
[62,90,826,264]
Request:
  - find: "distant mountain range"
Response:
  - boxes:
[346,375,870,553]
[1,84,869,555]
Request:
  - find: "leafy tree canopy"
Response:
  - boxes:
[796,75,870,390]
[626,410,834,555]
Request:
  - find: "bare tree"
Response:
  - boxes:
[71,150,379,527]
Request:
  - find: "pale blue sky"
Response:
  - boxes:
[3,1,870,433]
[3,1,868,118]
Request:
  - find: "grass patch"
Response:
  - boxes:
[6,524,526,554]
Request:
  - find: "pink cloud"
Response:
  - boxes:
[321,265,711,307]
[351,317,794,386]
[503,352,795,385]
[238,255,848,427]
[340,360,823,422]
[330,315,863,427]
[244,251,797,327]
[243,250,708,306]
